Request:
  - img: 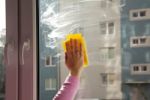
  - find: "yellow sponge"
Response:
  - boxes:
[62,33,88,67]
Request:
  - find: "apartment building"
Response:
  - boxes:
[121,0,150,99]
[59,0,122,100]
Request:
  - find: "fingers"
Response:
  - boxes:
[66,38,83,59]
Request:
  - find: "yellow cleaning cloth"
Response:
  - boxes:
[62,33,88,67]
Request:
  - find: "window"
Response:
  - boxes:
[141,65,147,71]
[101,73,115,85]
[101,73,107,84]
[38,0,121,100]
[100,22,115,35]
[100,22,107,34]
[45,56,55,67]
[108,22,115,34]
[131,64,150,75]
[130,36,150,47]
[140,38,146,44]
[130,8,150,21]
[132,12,138,17]
[140,11,146,17]
[99,47,115,62]
[133,66,139,71]
[108,47,115,59]
[133,39,138,44]
[45,78,57,90]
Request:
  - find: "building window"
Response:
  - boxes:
[100,22,115,35]
[108,22,115,34]
[133,39,139,44]
[130,36,150,47]
[132,12,138,17]
[99,47,115,62]
[101,73,115,85]
[140,11,146,17]
[45,56,55,67]
[131,64,150,75]
[100,22,107,34]
[133,66,139,71]
[141,65,147,71]
[45,78,57,91]
[108,47,115,59]
[140,38,146,44]
[130,8,150,21]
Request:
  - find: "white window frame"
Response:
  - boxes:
[130,8,150,21]
[99,47,115,63]
[101,73,116,86]
[100,21,115,35]
[45,56,56,67]
[45,78,57,91]
[131,64,150,75]
[130,36,150,47]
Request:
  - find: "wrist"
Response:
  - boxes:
[70,71,81,77]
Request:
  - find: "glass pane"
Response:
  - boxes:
[38,0,150,100]
[0,0,6,100]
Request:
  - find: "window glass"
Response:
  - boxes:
[108,22,115,34]
[101,73,115,85]
[133,39,139,44]
[132,12,138,17]
[140,11,146,17]
[140,38,146,44]
[38,0,150,100]
[133,66,139,71]
[0,0,6,100]
[141,65,147,71]
[100,22,107,34]
[45,78,57,91]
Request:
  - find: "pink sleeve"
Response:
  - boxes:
[53,75,80,100]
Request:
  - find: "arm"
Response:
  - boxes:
[53,75,79,100]
[53,39,83,100]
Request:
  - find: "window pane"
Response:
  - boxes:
[132,12,138,17]
[38,0,150,100]
[140,11,146,17]
[108,22,115,34]
[108,47,115,59]
[0,0,6,100]
[100,22,107,34]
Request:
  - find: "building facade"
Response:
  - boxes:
[121,0,150,100]
[39,0,60,100]
[59,0,122,100]
[39,0,150,100]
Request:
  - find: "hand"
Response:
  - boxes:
[65,39,84,77]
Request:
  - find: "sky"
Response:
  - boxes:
[0,0,6,31]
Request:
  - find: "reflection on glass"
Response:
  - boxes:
[39,0,150,100]
[0,0,6,100]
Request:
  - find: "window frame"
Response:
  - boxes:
[45,56,56,67]
[100,21,115,35]
[131,64,150,75]
[129,8,150,21]
[101,73,116,86]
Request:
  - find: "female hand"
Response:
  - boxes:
[65,39,84,77]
